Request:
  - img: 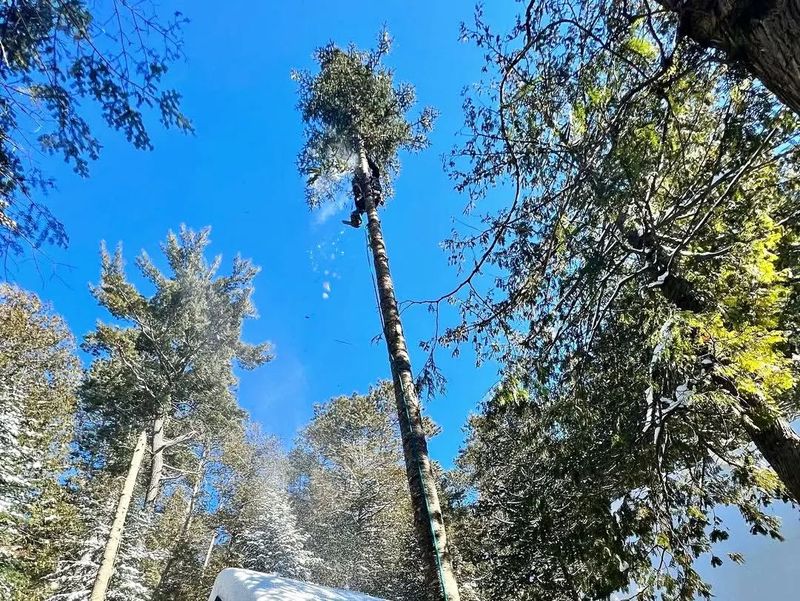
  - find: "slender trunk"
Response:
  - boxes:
[660,0,800,116]
[179,449,207,537]
[145,413,165,509]
[358,143,461,601]
[201,530,217,574]
[155,449,208,595]
[91,430,148,601]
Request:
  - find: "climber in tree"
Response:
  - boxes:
[343,176,365,228]
[368,156,383,205]
[342,156,382,228]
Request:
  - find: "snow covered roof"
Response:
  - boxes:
[208,568,388,601]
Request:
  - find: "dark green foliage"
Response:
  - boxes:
[438,2,800,599]
[0,0,192,257]
[294,30,436,207]
[459,312,787,600]
[81,226,272,472]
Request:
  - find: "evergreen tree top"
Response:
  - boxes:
[294,31,437,207]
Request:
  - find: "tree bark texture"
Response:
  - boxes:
[744,413,800,502]
[358,144,461,601]
[145,413,165,509]
[664,0,800,116]
[90,430,148,601]
[712,371,800,502]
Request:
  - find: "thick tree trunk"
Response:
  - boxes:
[744,413,800,501]
[707,370,800,501]
[661,0,800,116]
[145,413,165,509]
[91,430,148,601]
[358,144,461,601]
[722,378,800,501]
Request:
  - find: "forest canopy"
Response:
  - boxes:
[1,1,799,601]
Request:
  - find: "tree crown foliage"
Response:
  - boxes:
[439,2,800,599]
[290,382,426,600]
[81,226,272,471]
[294,30,437,207]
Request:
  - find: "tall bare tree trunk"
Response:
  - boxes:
[661,0,800,116]
[91,430,148,601]
[145,413,165,509]
[357,143,461,601]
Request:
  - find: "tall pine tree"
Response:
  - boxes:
[79,226,271,598]
[295,33,459,601]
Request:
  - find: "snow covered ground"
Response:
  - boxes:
[207,568,388,601]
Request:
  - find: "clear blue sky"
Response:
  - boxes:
[10,1,798,597]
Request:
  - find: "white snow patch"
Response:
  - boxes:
[673,383,692,406]
[208,568,386,601]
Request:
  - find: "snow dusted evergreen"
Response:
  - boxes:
[0,285,79,597]
[46,484,163,601]
[225,430,315,581]
[45,484,113,601]
[234,480,314,580]
[107,512,159,601]
[290,383,427,600]
[0,233,465,601]
[0,383,28,559]
[0,228,471,601]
